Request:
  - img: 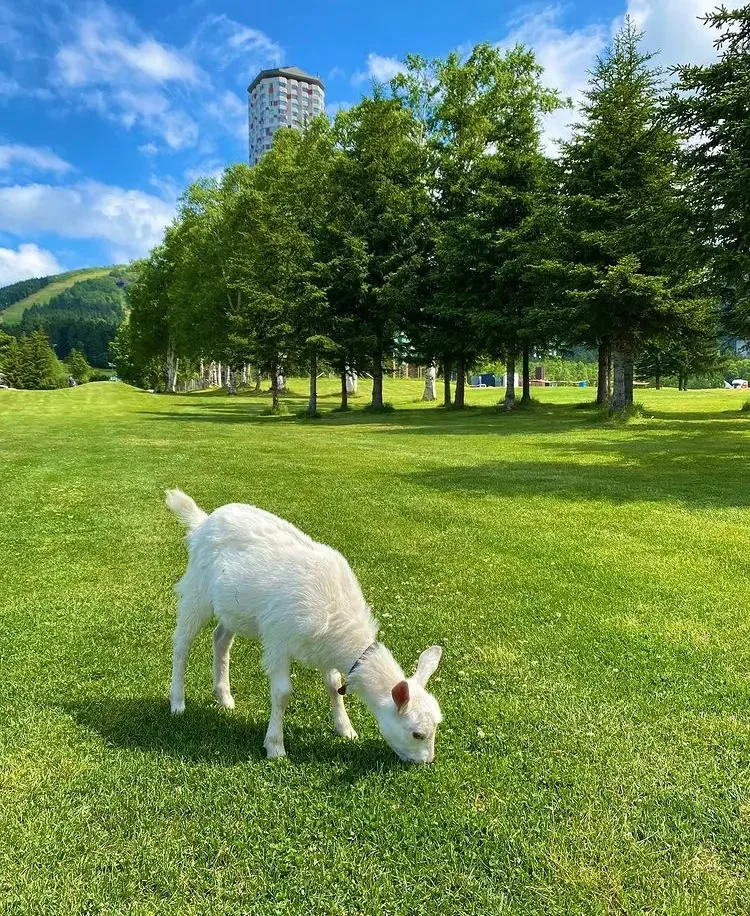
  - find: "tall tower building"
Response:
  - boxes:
[247,66,325,166]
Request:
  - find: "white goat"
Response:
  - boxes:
[165,490,443,763]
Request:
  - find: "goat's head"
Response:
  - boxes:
[375,646,443,764]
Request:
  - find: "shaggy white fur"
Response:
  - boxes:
[165,490,443,762]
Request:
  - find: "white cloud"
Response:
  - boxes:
[205,90,247,141]
[55,4,199,88]
[0,181,175,260]
[148,174,181,199]
[353,53,404,85]
[50,3,202,151]
[184,162,225,183]
[327,66,346,81]
[623,0,717,68]
[0,73,21,98]
[190,14,282,70]
[0,143,72,174]
[138,142,159,156]
[505,7,605,151]
[37,5,284,153]
[326,101,352,117]
[110,89,199,149]
[0,0,26,61]
[0,243,63,286]
[505,1,719,153]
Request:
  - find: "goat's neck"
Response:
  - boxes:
[347,642,404,710]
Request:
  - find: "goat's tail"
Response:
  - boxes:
[165,489,208,531]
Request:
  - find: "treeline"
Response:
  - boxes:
[9,271,134,367]
[0,275,52,313]
[120,12,750,413]
[0,328,97,389]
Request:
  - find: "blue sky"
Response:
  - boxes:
[0,0,718,285]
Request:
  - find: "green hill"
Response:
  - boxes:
[0,267,118,325]
[0,266,137,367]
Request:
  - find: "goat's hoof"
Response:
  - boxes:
[264,741,287,759]
[213,690,235,710]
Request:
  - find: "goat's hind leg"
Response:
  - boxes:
[212,622,235,709]
[323,669,358,740]
[170,593,211,714]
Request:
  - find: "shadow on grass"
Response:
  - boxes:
[66,696,399,779]
[407,426,750,509]
[141,399,598,435]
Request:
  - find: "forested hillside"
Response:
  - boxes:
[0,276,53,314]
[0,267,117,325]
[9,269,136,366]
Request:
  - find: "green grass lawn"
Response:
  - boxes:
[2,379,750,914]
[0,267,113,325]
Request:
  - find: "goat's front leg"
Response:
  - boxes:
[212,622,235,709]
[264,658,292,759]
[323,669,358,740]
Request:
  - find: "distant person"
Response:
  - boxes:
[68,375,77,387]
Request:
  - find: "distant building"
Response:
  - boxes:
[247,66,325,165]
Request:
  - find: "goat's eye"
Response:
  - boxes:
[412,731,426,740]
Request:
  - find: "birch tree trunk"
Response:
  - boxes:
[166,340,178,393]
[422,366,437,401]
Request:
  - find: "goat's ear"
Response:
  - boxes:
[414,645,442,687]
[391,680,410,712]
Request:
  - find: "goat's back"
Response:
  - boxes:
[179,503,373,659]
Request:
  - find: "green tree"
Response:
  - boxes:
[3,331,61,389]
[110,320,161,389]
[128,244,180,392]
[636,283,721,389]
[226,134,323,412]
[333,92,431,409]
[671,5,750,339]
[16,275,129,366]
[560,19,698,412]
[66,348,90,383]
[0,328,14,370]
[172,170,255,394]
[395,44,561,408]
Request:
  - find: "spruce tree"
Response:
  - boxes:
[66,348,91,383]
[560,19,700,412]
[671,4,750,339]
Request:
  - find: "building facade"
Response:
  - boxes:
[247,67,325,165]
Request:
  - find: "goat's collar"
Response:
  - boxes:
[337,641,380,695]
